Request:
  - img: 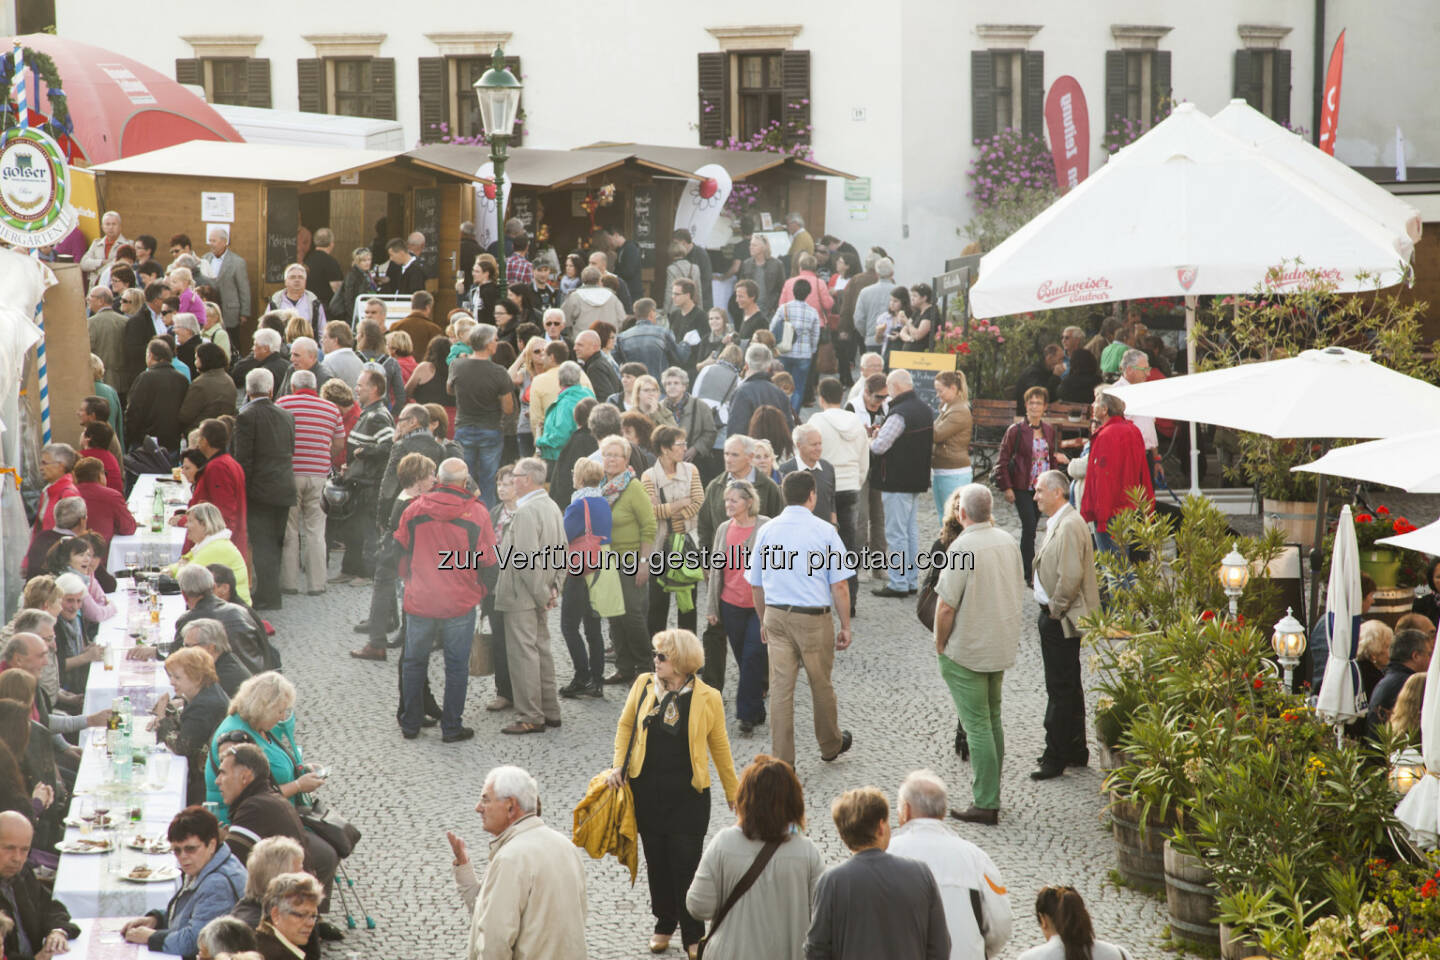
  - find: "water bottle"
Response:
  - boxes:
[150,486,164,533]
[114,726,132,785]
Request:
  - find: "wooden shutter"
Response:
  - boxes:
[371,57,397,120]
[297,58,325,113]
[697,52,729,146]
[971,51,995,142]
[781,50,811,147]
[1233,50,1260,108]
[1151,50,1172,120]
[245,59,271,108]
[505,56,524,146]
[1021,51,1044,137]
[418,57,449,142]
[174,59,201,86]
[1104,50,1126,133]
[1271,48,1292,124]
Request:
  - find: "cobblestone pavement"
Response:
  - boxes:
[274,494,1167,959]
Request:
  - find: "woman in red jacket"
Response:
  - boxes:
[994,386,1067,582]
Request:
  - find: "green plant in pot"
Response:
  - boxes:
[1352,505,1423,589]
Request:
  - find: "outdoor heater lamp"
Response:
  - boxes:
[1270,607,1307,690]
[473,46,523,299]
[1218,543,1250,618]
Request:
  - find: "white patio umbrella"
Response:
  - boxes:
[1213,99,1422,245]
[1394,624,1440,849]
[1377,517,1440,556]
[1293,428,1440,493]
[1316,506,1365,733]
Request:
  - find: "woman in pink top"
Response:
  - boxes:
[167,265,206,319]
[704,480,771,734]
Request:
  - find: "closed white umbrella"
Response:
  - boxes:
[1316,506,1365,728]
[1394,621,1440,849]
[1293,428,1440,493]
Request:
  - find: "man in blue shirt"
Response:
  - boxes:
[746,470,854,766]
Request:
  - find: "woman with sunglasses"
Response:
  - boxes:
[606,629,738,958]
[1019,886,1133,960]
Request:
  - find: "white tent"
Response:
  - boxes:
[1316,506,1365,730]
[1212,99,1422,245]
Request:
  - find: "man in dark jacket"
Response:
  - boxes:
[726,343,795,441]
[125,339,189,453]
[607,225,644,303]
[122,281,168,393]
[547,398,598,509]
[0,811,80,959]
[233,368,296,610]
[216,743,336,900]
[172,567,273,675]
[614,299,680,380]
[378,404,447,522]
[672,228,713,309]
[230,328,291,390]
[337,369,395,582]
[574,330,621,404]
[1367,628,1433,739]
[870,369,934,598]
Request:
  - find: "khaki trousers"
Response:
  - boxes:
[765,608,843,765]
[282,475,328,593]
[504,605,560,726]
[857,479,888,578]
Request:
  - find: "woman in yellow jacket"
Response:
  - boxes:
[607,628,739,958]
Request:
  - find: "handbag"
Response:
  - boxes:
[695,838,782,958]
[916,580,939,632]
[299,794,363,859]
[586,548,625,617]
[568,499,605,574]
[470,627,494,677]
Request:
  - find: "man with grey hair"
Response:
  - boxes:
[335,369,396,584]
[277,363,345,595]
[490,458,565,734]
[726,342,794,442]
[779,422,836,524]
[54,571,103,693]
[934,483,1024,825]
[160,564,270,674]
[179,618,255,696]
[854,257,896,350]
[562,265,626,333]
[888,769,1013,959]
[870,368,934,598]
[321,319,362,389]
[87,285,131,392]
[393,458,497,742]
[1112,349,1159,473]
[202,224,250,340]
[231,326,290,391]
[448,764,587,960]
[846,351,884,409]
[235,362,296,610]
[1081,388,1153,557]
[4,627,110,742]
[277,336,334,397]
[24,496,88,580]
[1032,469,1099,780]
[449,324,513,510]
[1060,325,1086,374]
[537,361,594,463]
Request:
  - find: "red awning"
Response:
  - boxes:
[15,34,243,165]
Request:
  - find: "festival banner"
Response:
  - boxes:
[1317,30,1346,156]
[1044,76,1090,193]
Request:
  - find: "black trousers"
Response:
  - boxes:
[835,489,860,617]
[639,829,706,945]
[484,597,513,701]
[647,576,698,637]
[700,621,728,690]
[608,568,650,679]
[247,501,289,607]
[340,486,379,577]
[1038,611,1088,764]
[1013,488,1040,582]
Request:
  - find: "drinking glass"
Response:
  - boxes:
[146,753,171,790]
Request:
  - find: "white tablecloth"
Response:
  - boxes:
[65,917,182,959]
[88,591,185,716]
[110,475,190,568]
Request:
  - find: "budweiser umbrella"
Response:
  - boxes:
[1316,506,1365,731]
[15,34,242,164]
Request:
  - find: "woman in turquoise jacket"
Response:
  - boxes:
[204,671,326,823]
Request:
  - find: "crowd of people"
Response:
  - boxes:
[4,208,1250,957]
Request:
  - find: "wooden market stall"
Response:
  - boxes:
[90,141,484,345]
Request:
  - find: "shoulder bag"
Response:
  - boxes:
[569,498,605,574]
[695,838,782,958]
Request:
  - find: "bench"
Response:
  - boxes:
[969,399,1019,482]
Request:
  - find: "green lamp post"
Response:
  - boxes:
[472,46,522,301]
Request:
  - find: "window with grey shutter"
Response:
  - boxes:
[697,52,728,146]
[418,57,449,142]
[370,58,397,121]
[175,59,201,86]
[504,56,524,146]
[1233,50,1262,110]
[1151,51,1172,119]
[1104,50,1126,135]
[971,51,995,142]
[1234,49,1289,122]
[297,59,326,113]
[245,59,271,108]
[781,50,810,147]
[1270,49,1291,125]
[1021,51,1044,137]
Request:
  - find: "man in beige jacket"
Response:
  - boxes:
[1031,469,1100,781]
[448,765,587,960]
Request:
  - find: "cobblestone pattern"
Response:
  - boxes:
[276,493,1168,959]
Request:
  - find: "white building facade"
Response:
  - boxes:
[54,0,1440,282]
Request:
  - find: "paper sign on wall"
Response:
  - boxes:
[201,192,235,223]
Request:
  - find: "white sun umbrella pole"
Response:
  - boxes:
[1393,619,1440,850]
[1316,506,1365,744]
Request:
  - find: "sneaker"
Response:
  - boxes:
[442,727,476,744]
[485,696,513,712]
[582,682,605,699]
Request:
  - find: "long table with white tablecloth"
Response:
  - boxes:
[109,475,191,569]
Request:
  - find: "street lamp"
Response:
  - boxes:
[1218,543,1250,618]
[1271,607,1307,691]
[473,45,522,301]
[1389,749,1427,796]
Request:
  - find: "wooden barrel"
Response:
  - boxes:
[1368,586,1416,630]
[1164,840,1219,949]
[1262,498,1318,550]
[1220,922,1273,960]
[1110,798,1170,892]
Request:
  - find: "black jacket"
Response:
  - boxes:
[582,353,622,404]
[122,310,160,392]
[231,352,291,390]
[159,681,229,804]
[0,865,79,960]
[726,372,795,441]
[378,430,448,520]
[549,427,598,509]
[125,365,190,452]
[225,777,308,866]
[614,240,643,305]
[174,594,276,674]
[233,398,297,507]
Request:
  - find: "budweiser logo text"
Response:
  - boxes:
[1036,276,1112,304]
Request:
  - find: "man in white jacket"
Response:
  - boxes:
[448,765,587,960]
[888,769,1012,960]
[810,377,871,617]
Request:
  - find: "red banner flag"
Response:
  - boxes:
[1317,30,1346,156]
[1044,76,1090,193]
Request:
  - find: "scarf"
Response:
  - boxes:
[571,485,604,504]
[646,675,694,737]
[600,468,634,506]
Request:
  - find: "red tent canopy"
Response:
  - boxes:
[15,34,242,165]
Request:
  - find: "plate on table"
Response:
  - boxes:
[63,814,118,829]
[57,837,114,854]
[125,834,171,854]
[122,864,180,883]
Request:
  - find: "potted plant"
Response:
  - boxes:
[1352,505,1421,589]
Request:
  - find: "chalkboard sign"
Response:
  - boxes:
[264,187,299,283]
[413,188,441,276]
[509,190,537,233]
[886,351,960,414]
[632,186,655,267]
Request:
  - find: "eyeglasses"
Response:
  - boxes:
[173,841,208,855]
[544,321,563,327]
[652,651,667,662]
[288,910,319,922]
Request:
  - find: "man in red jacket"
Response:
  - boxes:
[73,458,137,559]
[1080,392,1154,557]
[393,458,497,743]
